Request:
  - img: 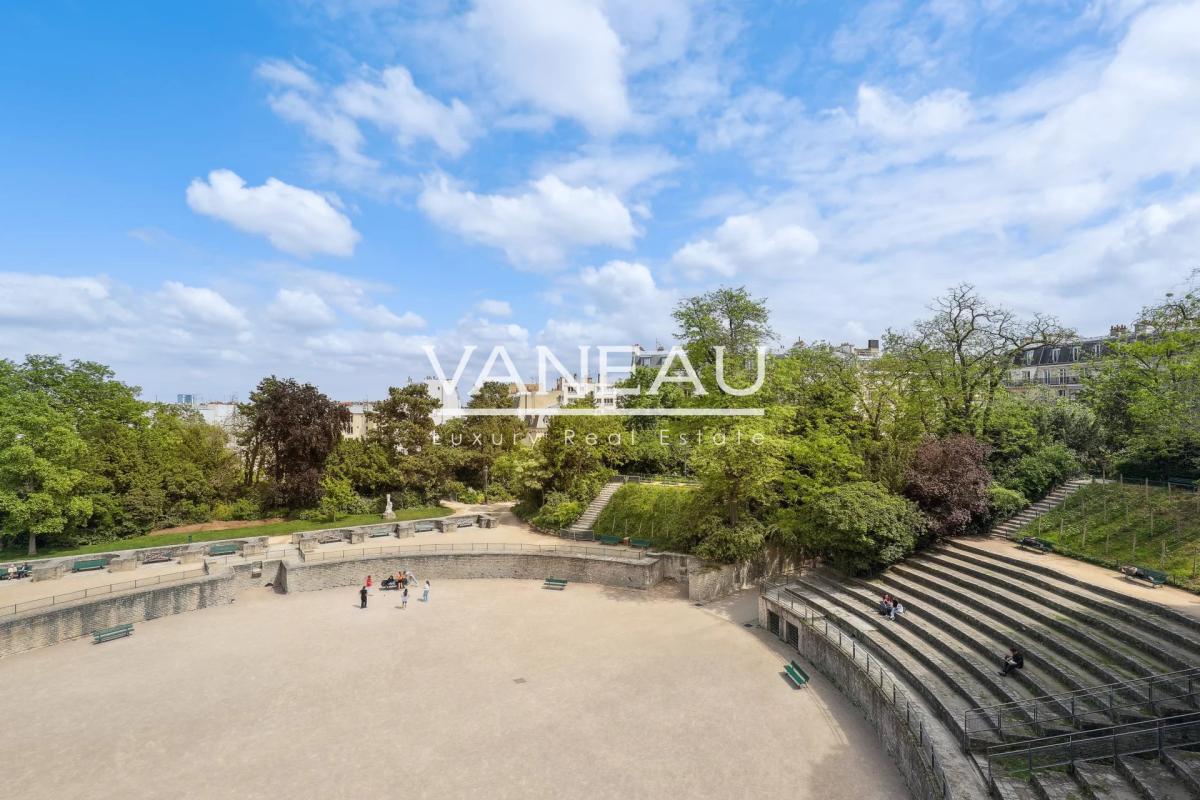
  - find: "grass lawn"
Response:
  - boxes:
[594,483,697,549]
[1011,481,1200,591]
[0,506,451,562]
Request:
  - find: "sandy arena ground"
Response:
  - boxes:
[1,580,906,800]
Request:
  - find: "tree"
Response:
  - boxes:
[688,419,784,527]
[789,481,926,574]
[0,391,93,554]
[903,434,992,540]
[673,286,775,369]
[370,383,440,456]
[890,284,1071,436]
[238,377,349,509]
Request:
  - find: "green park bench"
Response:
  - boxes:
[1121,565,1167,588]
[629,538,653,549]
[1018,537,1054,554]
[92,623,133,644]
[72,558,107,572]
[598,535,621,545]
[784,660,810,688]
[543,578,568,591]
[208,543,239,556]
[367,528,392,538]
[414,521,436,532]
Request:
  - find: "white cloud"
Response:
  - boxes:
[334,66,475,157]
[255,59,319,93]
[417,173,637,267]
[360,305,427,330]
[474,299,513,317]
[186,169,360,257]
[673,213,820,277]
[856,84,971,139]
[0,274,129,327]
[465,0,630,134]
[160,282,249,329]
[539,146,680,196]
[267,289,338,327]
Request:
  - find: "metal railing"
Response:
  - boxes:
[985,712,1200,782]
[761,579,953,800]
[300,541,648,563]
[0,567,208,617]
[963,667,1200,748]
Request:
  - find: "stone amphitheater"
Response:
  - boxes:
[764,536,1200,799]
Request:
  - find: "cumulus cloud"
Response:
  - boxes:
[418,174,637,267]
[465,0,630,134]
[474,299,513,317]
[160,282,250,329]
[334,66,475,157]
[0,274,129,327]
[267,289,338,327]
[186,169,360,257]
[673,214,820,277]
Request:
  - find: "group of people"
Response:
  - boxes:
[358,573,430,610]
[877,593,905,621]
[2,563,32,580]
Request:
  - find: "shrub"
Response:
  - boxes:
[694,517,767,563]
[793,481,926,575]
[904,435,992,541]
[529,492,584,530]
[1001,443,1080,501]
[984,485,1027,526]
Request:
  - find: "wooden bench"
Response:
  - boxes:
[628,538,653,549]
[1018,537,1054,554]
[93,623,133,644]
[208,543,239,556]
[1121,565,1167,588]
[72,558,106,572]
[543,578,568,591]
[784,660,810,688]
[598,535,621,545]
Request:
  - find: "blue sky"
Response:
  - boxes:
[2,0,1198,401]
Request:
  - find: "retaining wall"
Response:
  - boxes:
[283,551,660,593]
[688,547,802,603]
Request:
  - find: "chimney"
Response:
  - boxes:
[868,339,880,351]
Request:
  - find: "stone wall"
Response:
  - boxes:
[282,551,659,593]
[0,572,235,658]
[688,546,801,603]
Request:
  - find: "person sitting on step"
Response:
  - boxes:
[889,599,905,620]
[1000,646,1025,676]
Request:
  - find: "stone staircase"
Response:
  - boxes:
[781,538,1200,799]
[990,478,1091,540]
[563,480,623,538]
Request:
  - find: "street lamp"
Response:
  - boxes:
[483,466,489,506]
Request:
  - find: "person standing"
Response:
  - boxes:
[401,586,409,610]
[359,585,369,609]
[422,580,430,603]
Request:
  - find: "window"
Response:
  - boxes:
[1024,350,1035,365]
[1051,348,1061,362]
[1071,346,1080,361]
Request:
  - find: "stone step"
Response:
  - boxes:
[1031,770,1086,800]
[995,776,1041,800]
[947,540,1200,641]
[784,580,991,747]
[862,572,1100,723]
[1162,750,1200,795]
[923,549,1200,677]
[890,561,1144,690]
[903,555,1188,682]
[1072,761,1142,800]
[791,575,1003,745]
[1117,755,1194,799]
[938,544,1200,659]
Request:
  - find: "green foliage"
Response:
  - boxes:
[694,517,767,563]
[673,285,775,370]
[999,443,1080,501]
[316,474,358,522]
[528,492,584,530]
[593,483,703,550]
[785,481,926,574]
[1010,481,1200,590]
[985,485,1028,526]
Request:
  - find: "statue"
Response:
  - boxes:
[383,493,395,520]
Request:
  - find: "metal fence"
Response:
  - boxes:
[985,712,1200,782]
[300,541,648,563]
[963,667,1200,749]
[0,567,208,617]
[760,579,953,800]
